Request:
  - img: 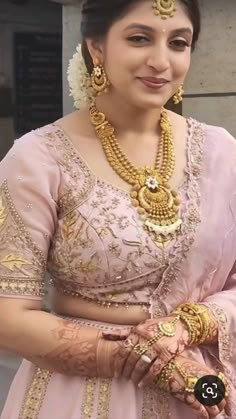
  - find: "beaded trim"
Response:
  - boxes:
[0,180,46,298]
[81,378,96,419]
[97,379,112,419]
[19,367,52,419]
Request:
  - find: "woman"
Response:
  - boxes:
[0,0,236,418]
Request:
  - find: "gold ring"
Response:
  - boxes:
[123,338,134,349]
[133,343,149,356]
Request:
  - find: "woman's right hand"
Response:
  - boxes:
[155,354,230,419]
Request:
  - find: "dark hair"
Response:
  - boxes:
[81,0,201,73]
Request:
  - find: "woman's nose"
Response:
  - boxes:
[147,45,169,72]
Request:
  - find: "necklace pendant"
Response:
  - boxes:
[144,218,182,248]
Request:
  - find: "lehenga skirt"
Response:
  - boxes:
[0,317,227,419]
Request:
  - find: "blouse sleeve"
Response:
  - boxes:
[0,132,60,301]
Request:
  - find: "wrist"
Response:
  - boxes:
[172,303,217,346]
[96,337,120,378]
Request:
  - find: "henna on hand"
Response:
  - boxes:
[30,319,123,378]
[113,316,189,385]
[160,355,227,419]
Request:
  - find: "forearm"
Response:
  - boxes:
[0,310,117,377]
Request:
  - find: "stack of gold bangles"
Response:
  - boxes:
[172,302,213,346]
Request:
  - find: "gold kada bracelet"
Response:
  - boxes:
[173,303,213,346]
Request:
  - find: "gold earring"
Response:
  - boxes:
[91,58,109,95]
[173,84,184,104]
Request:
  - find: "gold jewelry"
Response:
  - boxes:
[133,317,179,356]
[153,0,176,19]
[91,58,109,95]
[173,84,184,104]
[89,105,182,247]
[175,361,198,393]
[154,359,176,388]
[173,303,212,346]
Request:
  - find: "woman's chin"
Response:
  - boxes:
[131,96,167,110]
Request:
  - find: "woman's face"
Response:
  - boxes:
[88,0,193,110]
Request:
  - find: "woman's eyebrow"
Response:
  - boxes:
[124,23,193,37]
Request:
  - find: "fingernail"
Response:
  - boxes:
[138,382,143,388]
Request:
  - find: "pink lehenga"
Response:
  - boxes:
[0,120,236,419]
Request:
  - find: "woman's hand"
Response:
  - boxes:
[103,315,189,385]
[155,354,230,419]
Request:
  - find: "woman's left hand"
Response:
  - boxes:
[103,315,190,386]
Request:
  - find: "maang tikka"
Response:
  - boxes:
[153,0,176,19]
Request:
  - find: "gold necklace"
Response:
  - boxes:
[89,104,182,246]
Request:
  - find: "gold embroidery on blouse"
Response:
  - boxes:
[0,181,46,298]
[62,210,77,240]
[0,278,43,297]
[19,367,52,419]
[41,128,96,218]
[0,196,6,226]
[81,378,96,419]
[97,379,112,419]
[0,255,31,270]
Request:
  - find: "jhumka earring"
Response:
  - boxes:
[173,84,184,105]
[153,0,176,19]
[91,57,109,95]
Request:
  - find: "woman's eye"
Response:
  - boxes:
[170,39,190,49]
[127,35,149,44]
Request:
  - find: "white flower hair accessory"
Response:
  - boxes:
[67,43,94,109]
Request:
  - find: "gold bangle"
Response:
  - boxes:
[173,303,213,346]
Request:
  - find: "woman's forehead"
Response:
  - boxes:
[110,1,193,34]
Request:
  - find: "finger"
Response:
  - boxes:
[198,406,209,419]
[114,335,138,377]
[224,396,232,417]
[102,328,130,340]
[139,356,169,387]
[122,349,141,378]
[176,392,209,419]
[205,405,220,418]
[130,347,157,385]
[122,337,148,378]
[217,398,226,412]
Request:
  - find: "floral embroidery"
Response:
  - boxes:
[0,180,46,298]
[35,121,202,311]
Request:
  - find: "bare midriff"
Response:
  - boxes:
[51,289,150,325]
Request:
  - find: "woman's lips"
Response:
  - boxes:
[138,77,169,89]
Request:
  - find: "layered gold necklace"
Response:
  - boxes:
[89,104,182,247]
